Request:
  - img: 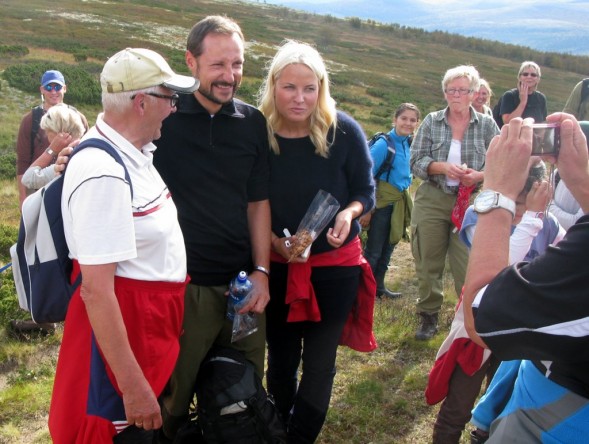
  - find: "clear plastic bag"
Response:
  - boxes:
[288,189,340,261]
[231,309,258,342]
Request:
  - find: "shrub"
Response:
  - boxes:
[2,62,102,106]
[0,45,28,58]
[0,150,16,181]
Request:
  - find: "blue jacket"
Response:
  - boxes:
[370,128,412,192]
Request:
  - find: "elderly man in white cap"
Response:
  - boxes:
[48,48,198,444]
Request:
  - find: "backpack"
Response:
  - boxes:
[9,138,133,324]
[368,131,412,181]
[492,95,504,129]
[189,347,287,444]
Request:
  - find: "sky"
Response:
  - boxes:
[254,0,589,55]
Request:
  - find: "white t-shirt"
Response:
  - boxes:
[61,115,186,282]
[446,139,462,187]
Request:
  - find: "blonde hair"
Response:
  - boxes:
[518,61,541,78]
[40,103,85,139]
[479,78,493,97]
[442,65,481,93]
[258,40,337,157]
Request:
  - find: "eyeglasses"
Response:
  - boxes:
[130,92,179,108]
[445,88,473,96]
[521,72,538,77]
[43,84,63,92]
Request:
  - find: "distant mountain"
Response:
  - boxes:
[254,0,589,56]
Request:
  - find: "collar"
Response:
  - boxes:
[90,114,153,170]
[176,93,245,119]
[438,106,480,125]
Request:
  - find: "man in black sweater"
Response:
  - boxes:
[153,16,271,442]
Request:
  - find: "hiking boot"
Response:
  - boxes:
[377,287,402,299]
[9,319,56,337]
[415,312,439,340]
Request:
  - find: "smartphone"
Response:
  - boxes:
[531,123,560,155]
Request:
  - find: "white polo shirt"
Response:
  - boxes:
[61,115,187,282]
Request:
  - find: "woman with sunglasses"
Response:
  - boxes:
[498,61,547,125]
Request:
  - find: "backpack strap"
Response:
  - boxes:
[30,105,44,164]
[68,138,134,198]
[373,134,396,182]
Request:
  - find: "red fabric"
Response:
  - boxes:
[424,293,490,405]
[451,184,476,231]
[271,237,378,352]
[49,261,187,443]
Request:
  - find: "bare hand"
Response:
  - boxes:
[525,180,550,212]
[54,145,75,175]
[445,162,466,182]
[358,212,372,228]
[238,271,269,314]
[518,81,529,102]
[483,118,533,200]
[326,209,353,248]
[459,168,481,187]
[546,113,589,207]
[123,379,161,431]
[49,132,73,152]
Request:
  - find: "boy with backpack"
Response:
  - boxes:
[359,103,420,299]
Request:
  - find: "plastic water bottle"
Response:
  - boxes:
[227,271,253,321]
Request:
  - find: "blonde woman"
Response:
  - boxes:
[473,78,493,116]
[21,103,85,190]
[259,40,375,443]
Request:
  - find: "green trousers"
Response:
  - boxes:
[410,181,469,313]
[162,282,266,437]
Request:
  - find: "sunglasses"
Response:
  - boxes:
[43,84,63,92]
[521,72,538,77]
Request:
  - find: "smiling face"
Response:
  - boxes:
[519,67,540,92]
[40,83,66,108]
[186,32,244,114]
[274,63,319,129]
[394,109,419,136]
[474,85,490,109]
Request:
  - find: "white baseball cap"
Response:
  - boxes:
[101,47,198,94]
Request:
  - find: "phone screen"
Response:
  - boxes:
[531,123,560,155]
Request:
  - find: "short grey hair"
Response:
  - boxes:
[442,65,480,94]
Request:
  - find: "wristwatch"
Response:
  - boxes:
[45,147,57,160]
[473,190,516,219]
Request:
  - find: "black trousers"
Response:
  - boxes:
[266,262,360,443]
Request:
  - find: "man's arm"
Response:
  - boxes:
[462,118,533,346]
[244,199,271,314]
[79,263,161,430]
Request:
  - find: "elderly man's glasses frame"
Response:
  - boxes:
[130,92,179,108]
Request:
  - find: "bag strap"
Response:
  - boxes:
[30,105,44,165]
[373,134,396,181]
[68,138,134,198]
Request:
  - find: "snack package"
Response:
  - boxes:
[288,189,340,261]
